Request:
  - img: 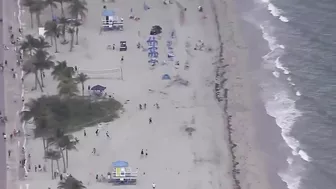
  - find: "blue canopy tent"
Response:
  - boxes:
[91,85,106,91]
[162,74,171,80]
[112,161,129,168]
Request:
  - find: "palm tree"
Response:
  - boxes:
[44,20,60,53]
[67,0,88,20]
[45,149,61,180]
[58,17,70,43]
[22,0,35,28]
[57,135,77,169]
[73,20,81,45]
[68,0,87,46]
[20,98,51,153]
[67,27,75,52]
[57,175,86,189]
[44,0,58,19]
[35,36,51,50]
[52,61,75,80]
[55,0,69,17]
[75,73,89,96]
[33,49,55,87]
[22,58,44,91]
[30,0,46,27]
[57,78,79,96]
[20,34,38,56]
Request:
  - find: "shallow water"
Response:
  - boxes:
[234,0,336,188]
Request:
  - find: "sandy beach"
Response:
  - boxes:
[3,0,272,189]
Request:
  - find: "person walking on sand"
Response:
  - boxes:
[149,117,152,124]
[144,103,147,109]
[141,149,144,155]
[152,182,156,189]
[95,129,99,136]
[92,148,96,155]
[84,129,86,136]
[8,150,11,157]
[121,56,124,62]
[139,104,142,110]
[106,131,110,138]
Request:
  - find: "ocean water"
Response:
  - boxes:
[236,0,336,189]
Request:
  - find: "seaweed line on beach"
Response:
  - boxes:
[209,0,241,189]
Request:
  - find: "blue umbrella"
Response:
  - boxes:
[91,85,106,91]
[112,161,129,168]
[148,46,158,51]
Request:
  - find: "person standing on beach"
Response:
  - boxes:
[152,183,156,189]
[84,130,87,136]
[95,129,99,136]
[106,131,110,138]
[144,103,147,109]
[8,150,11,157]
[149,117,152,124]
[139,104,142,110]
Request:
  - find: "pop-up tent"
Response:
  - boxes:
[91,85,106,91]
[162,74,171,80]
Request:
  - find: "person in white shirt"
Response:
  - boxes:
[152,183,156,189]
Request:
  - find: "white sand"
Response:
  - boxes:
[5,0,272,189]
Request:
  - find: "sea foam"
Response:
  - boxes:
[259,0,290,23]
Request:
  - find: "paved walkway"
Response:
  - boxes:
[0,0,8,188]
[1,0,27,188]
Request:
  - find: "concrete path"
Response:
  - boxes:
[0,0,8,188]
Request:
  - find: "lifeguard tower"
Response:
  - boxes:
[102,9,123,31]
[109,161,137,185]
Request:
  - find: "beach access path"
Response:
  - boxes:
[2,0,27,188]
[0,0,7,188]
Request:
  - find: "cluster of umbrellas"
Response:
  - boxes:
[147,36,159,64]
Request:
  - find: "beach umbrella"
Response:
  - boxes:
[147,36,156,41]
[112,161,129,168]
[148,48,158,53]
[148,46,158,51]
[162,74,171,80]
[91,85,106,91]
[148,58,158,64]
